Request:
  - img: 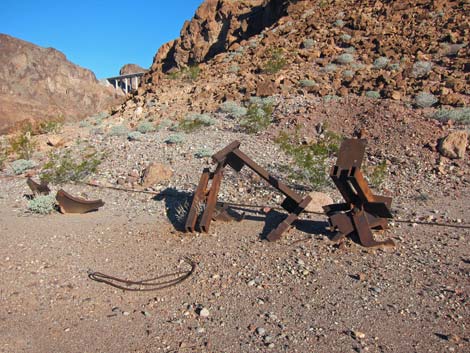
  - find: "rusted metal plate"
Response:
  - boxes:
[351,208,395,248]
[185,168,210,232]
[336,139,366,170]
[56,189,104,214]
[27,178,51,195]
[212,140,241,164]
[199,165,224,232]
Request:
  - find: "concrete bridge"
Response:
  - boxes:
[106,72,145,94]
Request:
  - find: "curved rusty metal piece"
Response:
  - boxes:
[56,189,104,214]
[26,178,51,195]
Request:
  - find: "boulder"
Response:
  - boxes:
[438,131,468,159]
[141,163,173,187]
[305,191,334,213]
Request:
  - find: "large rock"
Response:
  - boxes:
[305,192,334,213]
[439,131,468,159]
[119,64,147,75]
[0,34,124,133]
[141,162,173,187]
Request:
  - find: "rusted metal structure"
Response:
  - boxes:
[26,178,51,196]
[323,139,395,248]
[56,189,104,214]
[185,141,312,240]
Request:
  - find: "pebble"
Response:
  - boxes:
[352,330,366,339]
[256,327,266,336]
[198,307,210,318]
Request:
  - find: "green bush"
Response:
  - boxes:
[137,121,155,134]
[165,134,184,144]
[365,90,381,99]
[369,160,387,188]
[220,101,247,118]
[322,64,337,73]
[37,118,64,134]
[9,128,37,159]
[108,125,129,136]
[333,19,345,27]
[11,159,36,175]
[415,92,438,108]
[340,34,351,42]
[302,38,315,49]
[299,79,316,87]
[342,70,355,79]
[40,149,103,184]
[263,48,287,74]
[373,56,389,69]
[433,108,470,125]
[276,129,341,190]
[229,64,240,73]
[239,99,273,133]
[27,194,56,214]
[195,148,213,158]
[335,53,354,65]
[128,131,144,141]
[179,113,216,133]
[412,61,432,78]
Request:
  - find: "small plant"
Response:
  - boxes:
[340,34,351,42]
[229,64,240,73]
[263,48,287,74]
[412,61,432,78]
[323,95,340,102]
[433,108,470,125]
[167,65,201,81]
[220,101,247,118]
[414,92,438,108]
[299,79,316,87]
[322,64,337,73]
[9,128,37,159]
[11,159,36,175]
[27,194,56,214]
[335,53,354,65]
[128,131,144,141]
[373,56,389,69]
[389,63,400,71]
[302,38,315,49]
[369,160,387,188]
[195,148,213,158]
[108,124,129,136]
[79,120,91,128]
[38,118,64,134]
[365,90,381,99]
[333,19,345,27]
[165,134,184,144]
[179,113,216,133]
[0,139,8,170]
[187,65,201,81]
[137,121,155,134]
[239,99,274,133]
[342,70,354,79]
[40,149,103,184]
[343,46,356,53]
[276,129,341,190]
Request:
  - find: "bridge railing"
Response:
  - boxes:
[106,72,145,93]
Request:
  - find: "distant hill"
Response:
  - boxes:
[0,33,124,133]
[119,63,147,76]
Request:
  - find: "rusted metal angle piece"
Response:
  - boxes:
[212,140,241,164]
[266,196,312,242]
[351,208,395,248]
[56,189,104,214]
[26,178,51,195]
[199,165,224,233]
[185,168,211,232]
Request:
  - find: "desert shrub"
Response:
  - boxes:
[342,70,355,79]
[389,63,400,71]
[323,95,340,102]
[128,131,144,141]
[229,64,240,73]
[179,113,216,133]
[220,101,247,118]
[412,61,432,78]
[249,96,275,106]
[91,127,104,135]
[276,129,341,190]
[27,194,56,214]
[333,19,345,27]
[433,108,470,125]
[321,64,337,74]
[167,65,201,81]
[79,120,91,128]
[335,53,354,65]
[240,99,274,133]
[40,148,103,184]
[263,48,287,74]
[9,128,37,160]
[0,139,8,170]
[373,56,389,69]
[137,121,155,134]
[369,160,387,188]
[165,134,184,144]
[340,34,352,42]
[365,90,381,99]
[195,148,213,158]
[302,38,315,49]
[108,125,129,136]
[11,159,36,175]
[93,112,109,120]
[351,62,365,70]
[299,79,316,87]
[344,46,356,53]
[157,118,173,130]
[415,92,438,108]
[37,118,64,134]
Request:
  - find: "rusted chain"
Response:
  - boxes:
[88,257,196,292]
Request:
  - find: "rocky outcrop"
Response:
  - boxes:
[0,34,124,133]
[119,63,147,75]
[148,0,287,80]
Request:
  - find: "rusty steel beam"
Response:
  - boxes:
[267,196,312,241]
[199,165,224,233]
[185,168,211,232]
[56,189,104,214]
[212,140,241,164]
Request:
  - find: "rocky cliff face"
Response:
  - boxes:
[119,63,147,75]
[0,34,124,133]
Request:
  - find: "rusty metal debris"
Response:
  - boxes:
[26,177,51,195]
[185,140,312,240]
[56,189,104,214]
[323,139,395,248]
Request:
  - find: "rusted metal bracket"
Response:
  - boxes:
[27,177,51,196]
[56,189,104,214]
[185,141,311,240]
[323,139,395,248]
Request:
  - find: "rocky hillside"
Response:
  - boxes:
[125,0,468,122]
[0,34,124,133]
[119,63,147,75]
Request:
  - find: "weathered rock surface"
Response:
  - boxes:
[119,64,147,76]
[305,192,334,213]
[439,131,468,159]
[0,34,124,133]
[141,162,173,187]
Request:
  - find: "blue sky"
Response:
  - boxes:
[0,0,203,78]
